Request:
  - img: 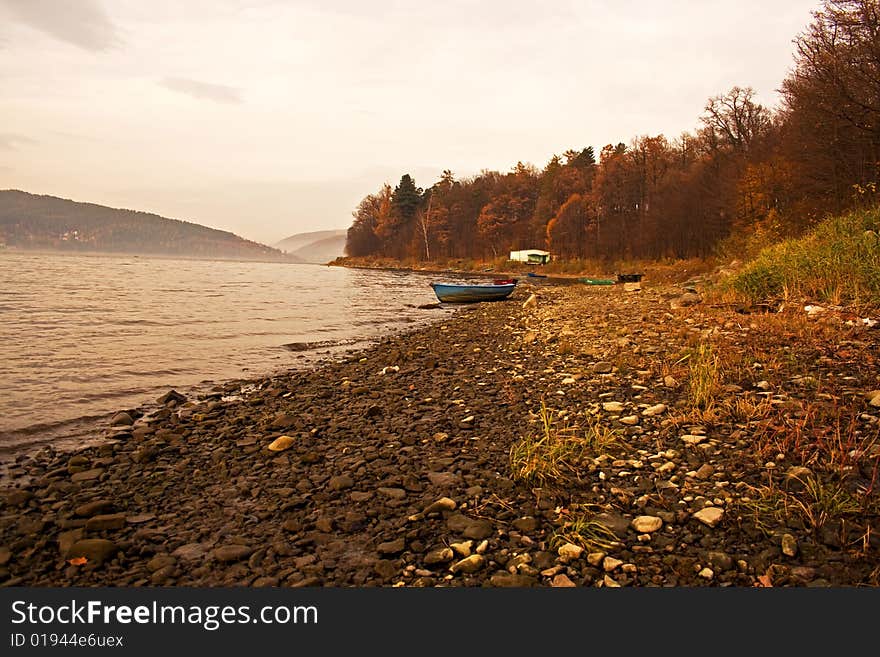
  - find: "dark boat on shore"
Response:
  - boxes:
[430,281,517,303]
[526,271,547,278]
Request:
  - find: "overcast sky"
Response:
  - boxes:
[0,0,820,245]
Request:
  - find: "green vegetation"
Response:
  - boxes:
[728,208,880,307]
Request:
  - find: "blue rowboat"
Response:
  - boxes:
[526,271,547,278]
[430,281,517,303]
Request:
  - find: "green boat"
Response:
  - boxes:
[579,277,616,285]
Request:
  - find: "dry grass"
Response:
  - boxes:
[687,342,722,410]
[550,510,622,552]
[510,401,617,487]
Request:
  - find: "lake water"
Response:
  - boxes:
[0,251,482,455]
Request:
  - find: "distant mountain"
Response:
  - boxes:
[274,229,346,263]
[0,190,296,261]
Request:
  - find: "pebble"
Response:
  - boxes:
[782,534,798,557]
[603,556,623,572]
[328,475,354,491]
[377,538,406,555]
[450,541,473,557]
[631,516,663,533]
[557,543,584,560]
[424,497,457,514]
[212,545,254,562]
[551,574,576,587]
[267,435,295,451]
[642,403,667,416]
[450,554,484,574]
[698,567,714,580]
[424,548,454,565]
[693,507,724,528]
[602,401,625,412]
[619,415,639,425]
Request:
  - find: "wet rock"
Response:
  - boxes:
[157,390,187,405]
[110,412,134,426]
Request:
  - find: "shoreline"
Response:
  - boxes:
[1,279,878,587]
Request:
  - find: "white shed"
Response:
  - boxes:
[509,249,550,264]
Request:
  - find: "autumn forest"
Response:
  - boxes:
[345,1,880,265]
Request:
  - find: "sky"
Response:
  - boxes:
[0,0,821,246]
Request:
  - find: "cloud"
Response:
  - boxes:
[160,77,243,104]
[0,133,36,150]
[0,0,119,51]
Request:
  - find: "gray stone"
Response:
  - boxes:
[706,551,733,571]
[4,490,33,506]
[377,487,406,500]
[74,500,114,517]
[377,538,406,555]
[328,475,354,491]
[84,513,127,531]
[463,519,493,540]
[424,548,454,565]
[489,573,535,587]
[66,539,119,564]
[71,468,104,483]
[212,545,254,562]
[172,543,208,561]
[512,516,539,533]
[147,554,177,572]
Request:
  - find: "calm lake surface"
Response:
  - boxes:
[0,251,483,455]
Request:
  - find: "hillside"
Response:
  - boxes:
[0,190,294,261]
[274,229,346,263]
[290,233,346,264]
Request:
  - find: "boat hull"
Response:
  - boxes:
[430,282,516,303]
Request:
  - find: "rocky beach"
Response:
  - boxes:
[1,277,879,587]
